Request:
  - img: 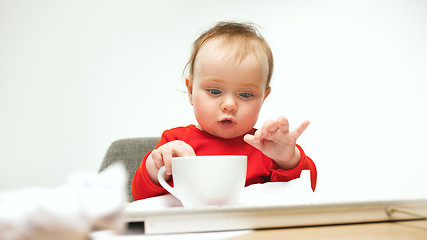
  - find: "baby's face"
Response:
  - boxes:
[186,39,270,139]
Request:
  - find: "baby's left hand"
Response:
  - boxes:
[243,116,310,170]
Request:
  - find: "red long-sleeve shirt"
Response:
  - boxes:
[131,125,317,201]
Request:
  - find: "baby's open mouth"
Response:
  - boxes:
[219,118,235,129]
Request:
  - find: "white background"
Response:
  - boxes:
[1,0,426,203]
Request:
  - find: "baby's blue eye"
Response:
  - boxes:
[239,93,253,98]
[208,89,222,95]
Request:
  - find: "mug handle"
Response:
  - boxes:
[157,166,180,200]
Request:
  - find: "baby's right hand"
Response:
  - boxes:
[146,140,195,185]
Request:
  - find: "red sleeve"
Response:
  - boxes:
[131,150,168,201]
[270,144,317,191]
[131,130,180,201]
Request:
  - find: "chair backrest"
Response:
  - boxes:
[99,137,160,202]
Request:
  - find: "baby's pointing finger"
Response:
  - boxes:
[291,120,310,140]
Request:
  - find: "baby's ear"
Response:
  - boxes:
[263,87,271,102]
[185,78,194,105]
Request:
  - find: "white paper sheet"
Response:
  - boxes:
[126,170,314,212]
[92,170,315,239]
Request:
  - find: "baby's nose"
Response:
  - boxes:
[221,97,237,112]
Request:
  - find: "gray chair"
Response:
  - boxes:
[98,137,160,202]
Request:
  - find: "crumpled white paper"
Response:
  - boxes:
[0,163,127,240]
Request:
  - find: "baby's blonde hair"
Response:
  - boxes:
[185,21,274,88]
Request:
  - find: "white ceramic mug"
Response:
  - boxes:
[158,155,247,207]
